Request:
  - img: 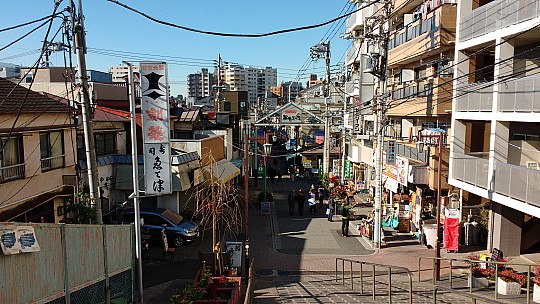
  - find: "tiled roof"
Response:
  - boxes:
[0,78,70,113]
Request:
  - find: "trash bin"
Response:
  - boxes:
[423,224,437,249]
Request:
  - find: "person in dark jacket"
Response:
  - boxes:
[341,201,352,237]
[288,190,296,215]
[327,197,335,222]
[296,189,306,216]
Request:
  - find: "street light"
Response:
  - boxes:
[417,132,444,281]
[263,143,273,202]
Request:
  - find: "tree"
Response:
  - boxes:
[60,193,96,224]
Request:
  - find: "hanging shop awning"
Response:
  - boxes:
[202,159,240,183]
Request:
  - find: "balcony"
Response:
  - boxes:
[498,75,540,112]
[346,9,365,33]
[388,5,456,66]
[0,163,25,183]
[460,0,540,42]
[386,77,452,116]
[494,161,540,208]
[452,152,489,189]
[41,154,65,172]
[455,81,493,112]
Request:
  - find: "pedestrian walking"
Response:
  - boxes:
[308,189,317,215]
[318,186,324,208]
[296,189,306,216]
[288,190,296,215]
[277,167,283,184]
[289,165,295,182]
[327,196,335,222]
[341,201,352,237]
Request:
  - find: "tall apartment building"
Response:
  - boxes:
[109,64,139,82]
[270,81,303,104]
[219,64,277,106]
[187,68,213,98]
[449,0,540,256]
[344,0,458,238]
[306,74,322,88]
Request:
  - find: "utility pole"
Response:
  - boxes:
[125,61,144,303]
[216,54,222,112]
[311,41,331,177]
[340,74,347,184]
[367,0,392,249]
[72,1,102,224]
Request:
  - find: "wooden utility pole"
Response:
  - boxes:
[72,0,102,224]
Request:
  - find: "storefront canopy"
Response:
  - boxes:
[202,159,240,183]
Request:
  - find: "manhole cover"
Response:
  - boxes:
[256,269,274,276]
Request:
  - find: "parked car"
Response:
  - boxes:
[121,208,199,247]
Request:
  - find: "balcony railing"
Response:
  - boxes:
[452,153,489,188]
[389,15,435,50]
[0,163,25,183]
[498,75,540,112]
[346,9,364,33]
[455,81,493,112]
[460,0,540,42]
[494,161,540,208]
[41,154,65,172]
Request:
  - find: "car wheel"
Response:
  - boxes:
[173,235,185,247]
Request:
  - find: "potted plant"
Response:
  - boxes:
[257,191,273,203]
[497,268,522,295]
[467,254,490,288]
[532,266,540,303]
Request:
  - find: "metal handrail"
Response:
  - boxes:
[419,256,539,304]
[244,258,255,304]
[335,257,413,304]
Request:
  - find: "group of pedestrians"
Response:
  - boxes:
[287,185,326,216]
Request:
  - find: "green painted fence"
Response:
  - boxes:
[0,223,134,304]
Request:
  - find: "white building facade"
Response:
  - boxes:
[450,0,540,256]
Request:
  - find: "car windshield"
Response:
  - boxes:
[161,209,183,225]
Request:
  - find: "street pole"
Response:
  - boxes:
[372,0,391,249]
[73,5,102,224]
[216,54,222,112]
[435,132,443,281]
[244,133,249,241]
[341,80,347,184]
[125,62,144,303]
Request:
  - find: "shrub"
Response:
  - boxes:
[258,191,273,202]
[532,266,540,285]
[498,269,517,283]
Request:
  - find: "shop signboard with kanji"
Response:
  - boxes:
[140,62,171,195]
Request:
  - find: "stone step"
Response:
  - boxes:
[254,273,533,304]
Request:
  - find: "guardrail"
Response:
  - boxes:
[335,258,413,304]
[418,256,539,304]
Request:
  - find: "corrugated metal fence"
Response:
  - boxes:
[0,223,134,304]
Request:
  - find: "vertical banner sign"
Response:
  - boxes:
[345,160,351,179]
[140,62,172,195]
[386,140,396,165]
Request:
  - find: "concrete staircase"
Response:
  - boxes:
[252,272,532,304]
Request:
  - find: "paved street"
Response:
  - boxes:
[143,175,532,303]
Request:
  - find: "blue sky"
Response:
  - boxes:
[1,1,354,96]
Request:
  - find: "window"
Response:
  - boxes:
[0,136,25,182]
[434,60,453,77]
[143,214,168,226]
[95,133,116,156]
[40,131,65,171]
[224,101,231,111]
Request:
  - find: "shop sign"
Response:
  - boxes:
[396,156,409,186]
[345,160,351,178]
[281,105,302,123]
[140,62,171,195]
[386,140,396,165]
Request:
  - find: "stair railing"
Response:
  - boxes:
[335,257,413,304]
[419,256,539,304]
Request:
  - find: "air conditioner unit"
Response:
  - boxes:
[363,53,380,75]
[526,161,539,170]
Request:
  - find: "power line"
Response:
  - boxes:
[106,0,382,38]
[0,12,65,33]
